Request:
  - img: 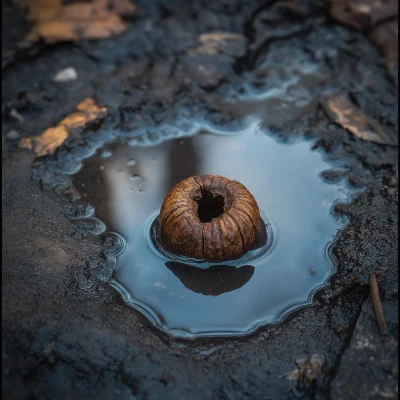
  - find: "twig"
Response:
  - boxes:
[369,273,388,335]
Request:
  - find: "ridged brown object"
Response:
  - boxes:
[159,175,265,262]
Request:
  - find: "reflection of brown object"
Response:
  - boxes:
[19,0,136,44]
[19,98,107,157]
[159,175,265,262]
[165,262,255,296]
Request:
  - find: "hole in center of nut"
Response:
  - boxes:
[197,190,225,223]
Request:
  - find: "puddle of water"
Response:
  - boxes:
[73,122,350,338]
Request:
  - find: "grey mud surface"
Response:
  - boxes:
[2,1,398,399]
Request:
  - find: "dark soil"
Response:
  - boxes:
[2,1,398,399]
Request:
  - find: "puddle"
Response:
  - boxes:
[72,121,350,338]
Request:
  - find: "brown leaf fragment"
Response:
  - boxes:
[18,0,136,45]
[369,19,399,69]
[330,0,398,30]
[19,98,107,157]
[321,94,398,146]
[330,0,398,68]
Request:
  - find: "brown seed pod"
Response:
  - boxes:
[159,175,265,262]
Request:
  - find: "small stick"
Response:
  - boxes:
[369,273,388,335]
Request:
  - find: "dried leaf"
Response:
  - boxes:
[18,0,136,44]
[330,0,398,30]
[321,94,397,146]
[19,98,107,157]
[330,0,398,67]
[369,20,399,68]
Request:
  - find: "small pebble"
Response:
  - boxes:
[9,108,24,123]
[127,159,136,166]
[6,130,20,140]
[53,67,78,82]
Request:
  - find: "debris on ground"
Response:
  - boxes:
[330,0,398,68]
[321,93,398,146]
[188,32,247,58]
[53,67,78,82]
[19,98,107,157]
[182,32,247,89]
[330,0,398,30]
[287,354,326,388]
[18,0,137,45]
[369,273,388,335]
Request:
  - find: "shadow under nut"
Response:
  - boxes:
[159,174,265,262]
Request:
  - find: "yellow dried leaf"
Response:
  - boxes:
[18,0,136,44]
[19,98,107,157]
[20,126,69,157]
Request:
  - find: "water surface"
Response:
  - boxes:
[74,123,349,338]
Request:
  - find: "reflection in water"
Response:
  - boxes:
[166,136,200,194]
[165,262,255,296]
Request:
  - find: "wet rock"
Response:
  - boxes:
[53,67,78,82]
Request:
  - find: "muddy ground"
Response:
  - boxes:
[2,1,398,399]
